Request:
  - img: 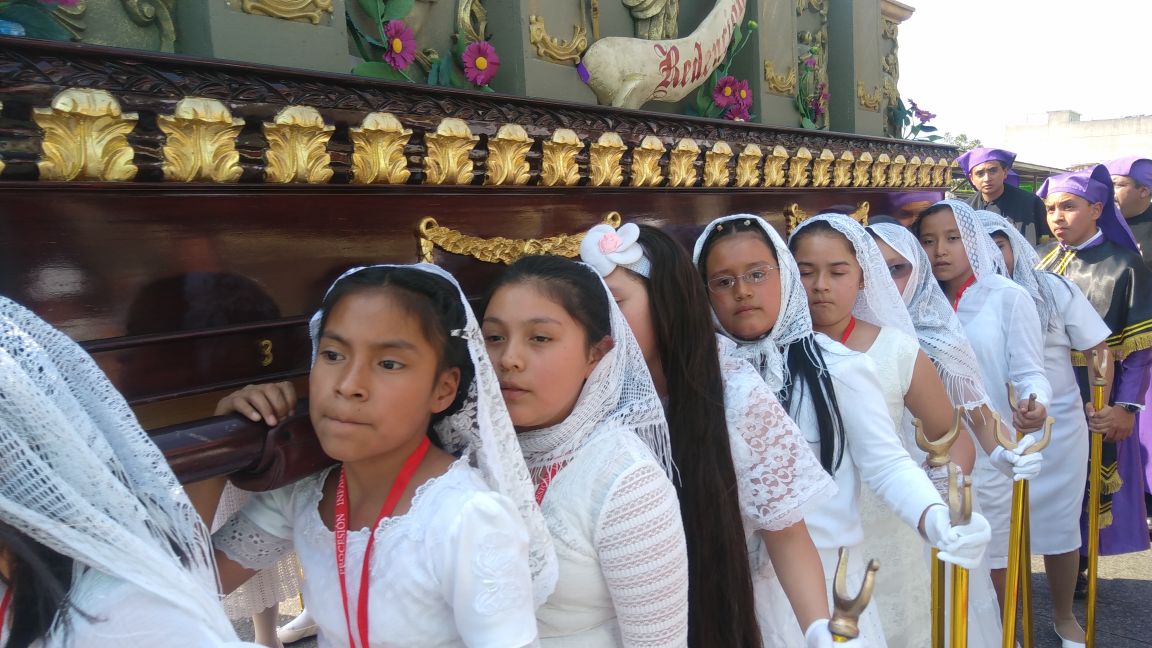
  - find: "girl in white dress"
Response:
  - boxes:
[979,209,1111,646]
[0,297,256,648]
[481,255,688,647]
[580,222,843,647]
[692,214,991,647]
[207,264,557,648]
[916,200,1052,609]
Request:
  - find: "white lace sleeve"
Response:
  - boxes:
[212,484,297,572]
[594,460,689,648]
[435,491,539,648]
[722,357,837,531]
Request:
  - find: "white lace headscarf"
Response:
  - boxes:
[691,214,817,393]
[867,223,990,411]
[975,210,1058,333]
[309,264,558,607]
[0,297,243,643]
[790,213,917,338]
[506,261,673,481]
[933,199,1004,282]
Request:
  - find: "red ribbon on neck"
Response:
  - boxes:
[952,274,977,311]
[334,436,431,648]
[0,587,11,640]
[839,316,857,345]
[534,464,564,505]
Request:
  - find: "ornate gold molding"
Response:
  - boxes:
[458,0,487,44]
[882,77,899,106]
[785,203,808,235]
[589,132,626,187]
[763,60,798,96]
[764,145,789,187]
[630,135,665,187]
[888,154,906,187]
[668,138,700,188]
[812,148,834,188]
[704,141,732,188]
[241,0,334,24]
[853,152,873,188]
[528,14,588,65]
[484,123,532,186]
[919,157,935,187]
[541,128,583,187]
[933,159,952,187]
[871,153,890,188]
[263,105,333,184]
[904,156,921,188]
[857,82,882,112]
[158,97,244,183]
[788,147,812,188]
[850,201,870,226]
[34,88,138,182]
[735,144,762,188]
[833,151,853,187]
[350,112,412,185]
[425,118,478,185]
[882,17,899,40]
[417,211,622,264]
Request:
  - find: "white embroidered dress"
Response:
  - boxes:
[216,460,538,648]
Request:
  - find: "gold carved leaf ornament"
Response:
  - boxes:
[263,105,334,184]
[417,211,623,264]
[425,118,479,185]
[159,97,245,183]
[528,14,588,65]
[704,141,732,188]
[763,59,798,96]
[667,138,700,188]
[540,129,583,187]
[350,112,413,185]
[833,151,854,188]
[763,145,789,187]
[485,124,532,187]
[589,132,627,187]
[630,135,665,187]
[242,0,334,24]
[857,82,882,112]
[811,148,834,188]
[34,88,138,182]
[788,147,813,188]
[853,152,873,188]
[735,144,763,188]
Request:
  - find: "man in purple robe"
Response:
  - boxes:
[961,147,1051,245]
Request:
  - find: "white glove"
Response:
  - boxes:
[989,433,1043,481]
[805,619,865,647]
[924,463,950,498]
[923,504,991,570]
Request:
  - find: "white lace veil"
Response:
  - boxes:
[866,223,990,411]
[308,263,558,608]
[936,199,1003,281]
[790,213,916,338]
[0,297,242,642]
[513,262,673,481]
[691,214,816,393]
[976,210,1058,333]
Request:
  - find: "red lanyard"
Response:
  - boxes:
[952,275,976,311]
[334,437,430,648]
[838,317,856,345]
[0,587,11,640]
[534,464,564,505]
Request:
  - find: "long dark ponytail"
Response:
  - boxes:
[0,520,85,648]
[697,218,846,473]
[636,225,761,648]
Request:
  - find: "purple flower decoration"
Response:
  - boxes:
[803,56,818,69]
[725,103,750,122]
[733,78,751,108]
[713,75,740,108]
[462,41,500,86]
[382,20,416,70]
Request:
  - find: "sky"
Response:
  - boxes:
[897,0,1152,146]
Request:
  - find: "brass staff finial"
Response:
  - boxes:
[915,408,962,467]
[993,410,1053,454]
[829,547,880,641]
[948,464,973,526]
[1088,348,1111,387]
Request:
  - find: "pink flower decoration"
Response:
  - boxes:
[725,103,750,122]
[382,20,416,70]
[713,75,740,109]
[462,41,500,86]
[598,232,622,254]
[733,79,751,109]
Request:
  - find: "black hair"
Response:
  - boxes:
[632,225,761,647]
[0,520,89,648]
[318,267,474,426]
[482,255,611,347]
[697,218,846,472]
[915,202,955,232]
[866,214,903,227]
[788,218,856,255]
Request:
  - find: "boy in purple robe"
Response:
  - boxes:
[961,147,1051,245]
[1037,165,1152,570]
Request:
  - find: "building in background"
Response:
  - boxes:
[1005,111,1152,169]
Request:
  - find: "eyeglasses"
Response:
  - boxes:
[706,264,778,294]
